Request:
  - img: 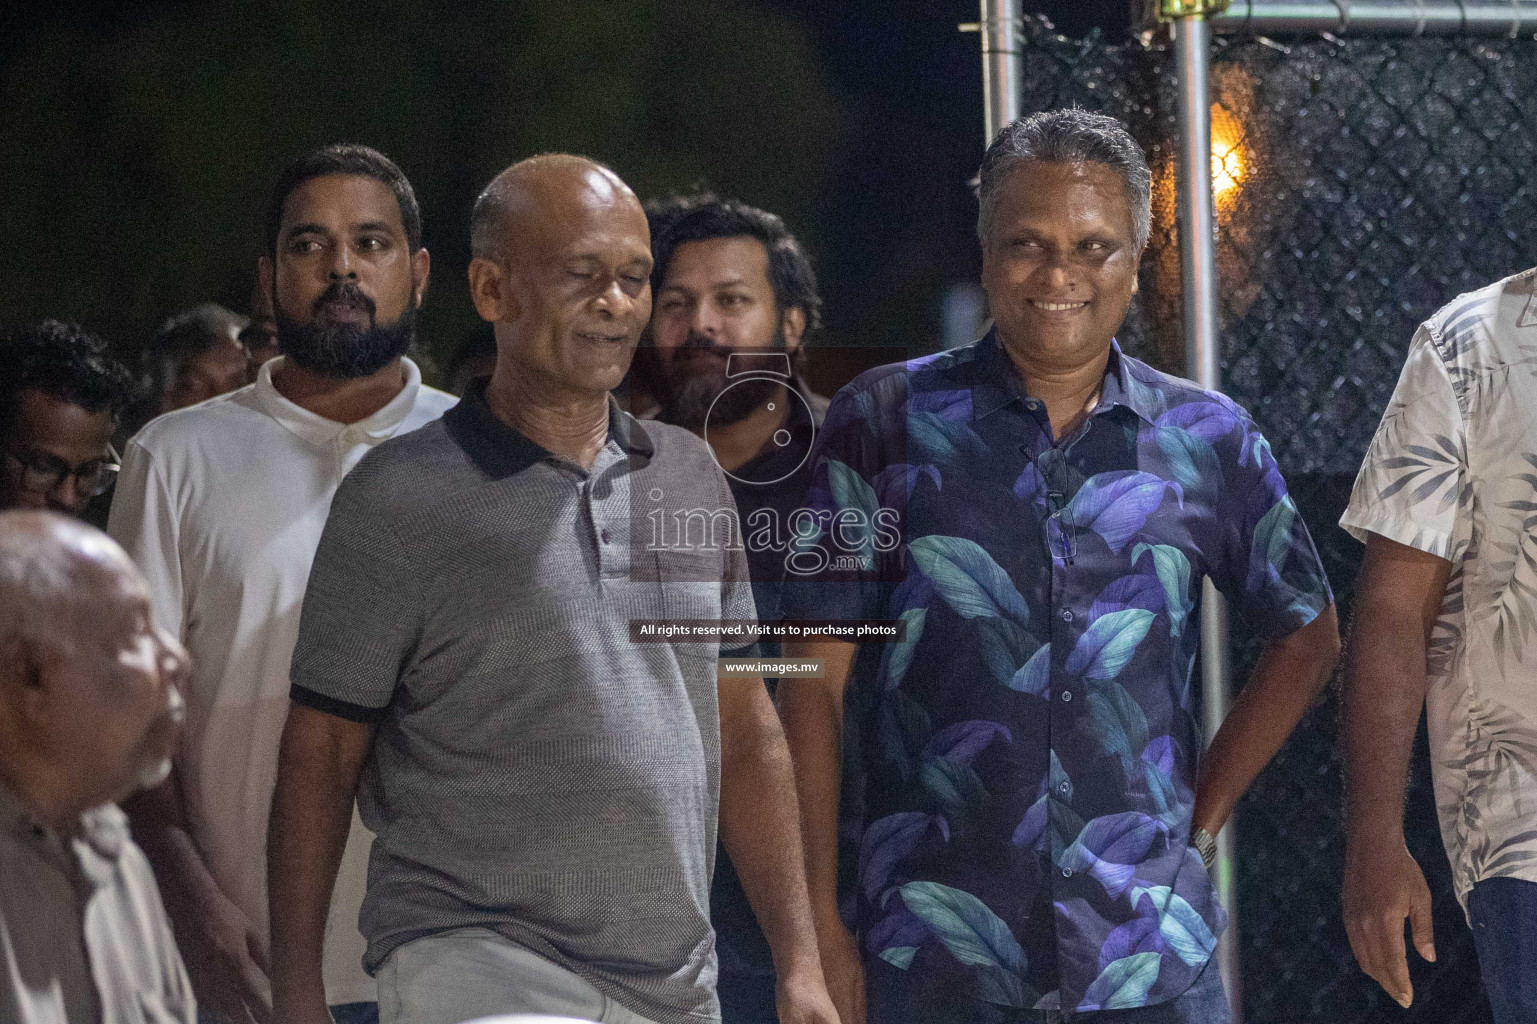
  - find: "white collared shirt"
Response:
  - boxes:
[1343,266,1537,908]
[107,357,456,1005]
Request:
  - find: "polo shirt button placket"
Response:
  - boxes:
[582,481,604,575]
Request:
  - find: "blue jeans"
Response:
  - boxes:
[866,956,1231,1024]
[1469,877,1537,1024]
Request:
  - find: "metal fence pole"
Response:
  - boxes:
[979,0,1021,146]
[1162,1,1242,1018]
[1212,0,1537,36]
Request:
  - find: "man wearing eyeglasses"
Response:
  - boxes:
[0,320,133,528]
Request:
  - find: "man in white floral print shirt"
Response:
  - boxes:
[1341,265,1537,1023]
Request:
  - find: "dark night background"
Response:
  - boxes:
[16,4,1514,1023]
[0,0,1126,370]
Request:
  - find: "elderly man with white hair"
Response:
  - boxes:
[0,509,195,1024]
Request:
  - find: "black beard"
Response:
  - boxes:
[655,331,788,431]
[274,282,417,379]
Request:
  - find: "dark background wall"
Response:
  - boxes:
[0,1,1125,369]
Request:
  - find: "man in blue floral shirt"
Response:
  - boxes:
[778,110,1340,1023]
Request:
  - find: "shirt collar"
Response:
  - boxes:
[253,356,425,448]
[971,330,1159,426]
[1099,343,1163,425]
[1520,269,1537,327]
[444,378,654,481]
[0,779,128,863]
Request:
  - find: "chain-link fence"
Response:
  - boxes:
[1013,15,1537,1022]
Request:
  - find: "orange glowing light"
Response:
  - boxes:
[1211,104,1244,200]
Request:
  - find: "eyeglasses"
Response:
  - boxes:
[3,443,121,498]
[1036,447,1078,563]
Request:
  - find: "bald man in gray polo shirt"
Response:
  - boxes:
[267,156,837,1024]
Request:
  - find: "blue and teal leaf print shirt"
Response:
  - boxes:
[780,332,1332,1015]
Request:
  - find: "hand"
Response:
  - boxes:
[1343,839,1436,1008]
[270,992,337,1024]
[173,880,273,1024]
[814,918,865,1024]
[776,963,842,1024]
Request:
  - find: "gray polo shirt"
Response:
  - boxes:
[290,382,756,1024]
[0,783,195,1024]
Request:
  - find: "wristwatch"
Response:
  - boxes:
[1192,826,1218,869]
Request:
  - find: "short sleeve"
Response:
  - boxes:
[1210,419,1333,641]
[1339,328,1464,561]
[107,440,184,640]
[777,382,897,624]
[289,464,422,722]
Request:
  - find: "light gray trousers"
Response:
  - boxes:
[377,928,662,1024]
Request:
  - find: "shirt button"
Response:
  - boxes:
[600,528,612,544]
[1059,781,1070,794]
[1060,609,1074,623]
[1026,400,1041,410]
[1061,691,1073,703]
[1062,868,1073,878]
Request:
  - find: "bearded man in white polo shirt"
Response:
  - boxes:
[108,143,455,1024]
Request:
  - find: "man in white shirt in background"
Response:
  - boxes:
[108,143,455,1024]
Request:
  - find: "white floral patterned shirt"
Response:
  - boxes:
[1342,265,1537,907]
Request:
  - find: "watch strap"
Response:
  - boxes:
[1192,826,1218,870]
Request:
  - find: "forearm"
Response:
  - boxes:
[777,640,856,928]
[719,687,823,979]
[267,706,370,1017]
[1193,605,1340,835]
[124,775,228,923]
[1341,615,1429,840]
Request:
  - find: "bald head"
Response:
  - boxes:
[466,155,654,404]
[0,511,139,651]
[470,154,643,263]
[0,510,187,824]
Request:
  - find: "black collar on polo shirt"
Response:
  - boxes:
[444,377,654,481]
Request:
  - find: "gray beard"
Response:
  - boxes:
[136,756,173,792]
[133,687,184,793]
